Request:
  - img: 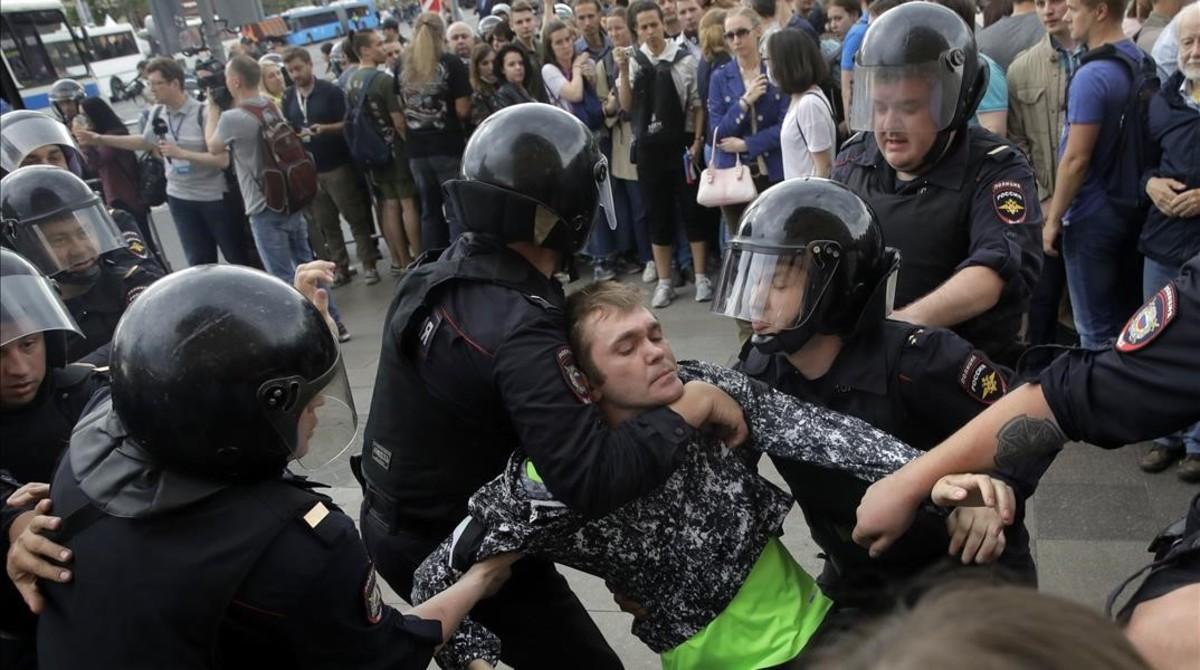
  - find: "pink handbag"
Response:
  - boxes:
[696,131,759,208]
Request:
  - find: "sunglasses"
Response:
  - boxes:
[723,27,752,41]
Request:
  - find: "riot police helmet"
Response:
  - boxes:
[478,15,504,39]
[443,103,616,255]
[0,110,89,177]
[492,3,512,18]
[0,166,125,287]
[712,178,900,354]
[48,79,87,123]
[110,265,359,482]
[0,247,82,371]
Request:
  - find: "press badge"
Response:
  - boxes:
[173,159,192,175]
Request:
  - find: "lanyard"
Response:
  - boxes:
[297,89,311,126]
[166,107,186,142]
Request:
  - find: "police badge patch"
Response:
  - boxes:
[556,346,593,404]
[121,231,148,259]
[959,352,1007,404]
[991,181,1027,225]
[363,566,384,624]
[1116,282,1178,353]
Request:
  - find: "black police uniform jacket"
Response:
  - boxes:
[412,360,924,667]
[360,233,694,539]
[36,392,444,670]
[64,211,163,365]
[833,128,1043,363]
[0,364,106,652]
[1041,252,1200,446]
[738,319,1036,606]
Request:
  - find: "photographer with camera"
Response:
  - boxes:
[76,57,253,269]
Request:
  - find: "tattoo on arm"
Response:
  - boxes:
[994,414,1067,480]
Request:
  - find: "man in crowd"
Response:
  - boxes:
[575,0,614,61]
[834,2,1043,365]
[511,0,547,98]
[617,0,712,309]
[76,57,253,268]
[674,0,705,59]
[1137,0,1187,52]
[978,0,1046,71]
[347,29,422,274]
[1137,2,1200,479]
[447,22,477,64]
[281,47,382,287]
[1007,0,1081,368]
[659,0,682,37]
[381,16,402,45]
[206,55,349,341]
[1041,0,1148,350]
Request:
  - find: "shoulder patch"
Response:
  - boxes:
[121,231,148,259]
[556,346,593,404]
[1116,282,1178,353]
[362,566,384,625]
[959,351,1007,404]
[991,180,1028,224]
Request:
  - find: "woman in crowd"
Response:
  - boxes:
[74,98,151,236]
[697,7,732,161]
[492,45,538,107]
[824,0,861,80]
[771,29,836,179]
[258,57,287,107]
[541,19,599,114]
[488,20,515,50]
[397,12,472,249]
[706,7,787,232]
[468,43,502,128]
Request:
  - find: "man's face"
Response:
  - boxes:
[362,32,385,65]
[577,3,602,38]
[678,0,703,32]
[449,24,476,58]
[383,41,403,68]
[1179,11,1200,82]
[1065,0,1099,44]
[608,16,633,46]
[584,307,684,413]
[39,217,99,274]
[1036,0,1071,37]
[19,145,68,170]
[513,9,537,40]
[0,333,47,409]
[746,255,811,335]
[147,71,183,106]
[871,76,940,173]
[637,9,667,50]
[661,0,678,23]
[286,58,314,88]
[56,100,79,122]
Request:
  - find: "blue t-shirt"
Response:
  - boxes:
[970,54,1008,127]
[1060,40,1142,222]
[841,15,869,72]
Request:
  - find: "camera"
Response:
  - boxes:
[194,58,233,111]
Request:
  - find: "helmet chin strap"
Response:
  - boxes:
[910,127,959,176]
[750,319,820,356]
[58,263,101,287]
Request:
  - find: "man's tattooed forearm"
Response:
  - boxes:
[994,414,1067,479]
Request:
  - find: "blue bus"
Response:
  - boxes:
[282,5,343,46]
[332,0,379,32]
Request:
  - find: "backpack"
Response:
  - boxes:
[344,69,395,169]
[569,80,605,131]
[238,100,319,215]
[137,104,199,207]
[630,49,691,160]
[1075,44,1161,223]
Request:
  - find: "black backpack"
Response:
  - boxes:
[343,69,395,169]
[1074,44,1161,223]
[630,49,691,161]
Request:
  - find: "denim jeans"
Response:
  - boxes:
[611,177,651,263]
[1143,257,1200,455]
[1060,209,1142,349]
[249,209,342,323]
[409,155,462,250]
[585,192,636,263]
[167,195,254,267]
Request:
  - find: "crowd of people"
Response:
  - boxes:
[0,0,1198,668]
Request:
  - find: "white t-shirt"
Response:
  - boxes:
[780,87,836,180]
[542,63,574,112]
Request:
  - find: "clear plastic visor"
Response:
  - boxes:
[0,115,83,173]
[712,244,837,332]
[848,62,964,133]
[0,275,82,347]
[7,204,125,278]
[596,154,618,232]
[271,357,360,472]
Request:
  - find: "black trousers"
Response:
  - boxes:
[360,507,623,669]
[637,156,709,247]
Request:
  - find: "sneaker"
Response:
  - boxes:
[1178,455,1200,483]
[694,274,714,302]
[617,257,643,275]
[593,262,617,282]
[1139,444,1184,473]
[331,269,353,288]
[642,260,657,283]
[336,321,352,343]
[390,263,407,276]
[651,281,675,308]
[363,266,381,285]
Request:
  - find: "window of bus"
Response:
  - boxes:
[293,12,340,30]
[89,33,139,60]
[1,10,87,87]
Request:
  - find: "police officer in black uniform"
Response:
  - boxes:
[713,179,1035,611]
[47,79,86,127]
[1,167,162,365]
[832,3,1042,365]
[29,264,516,669]
[0,248,106,669]
[359,104,746,668]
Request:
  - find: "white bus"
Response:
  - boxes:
[0,0,97,111]
[80,20,149,101]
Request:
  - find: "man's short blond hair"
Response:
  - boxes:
[565,281,646,384]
